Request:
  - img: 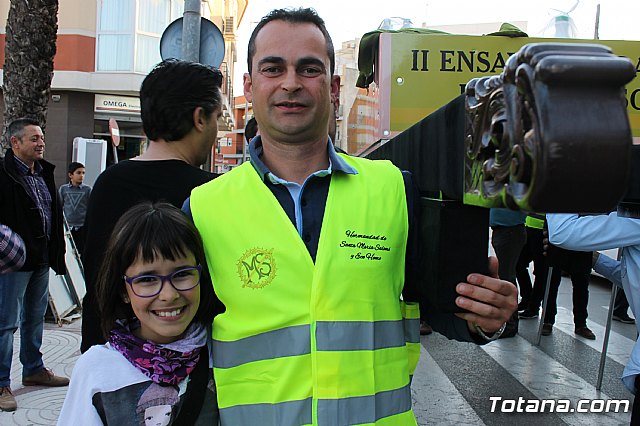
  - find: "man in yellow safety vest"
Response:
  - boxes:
[186,8,517,425]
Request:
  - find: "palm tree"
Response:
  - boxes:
[1,0,59,151]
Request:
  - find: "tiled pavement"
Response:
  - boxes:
[0,320,81,426]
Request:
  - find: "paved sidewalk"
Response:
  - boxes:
[0,319,81,425]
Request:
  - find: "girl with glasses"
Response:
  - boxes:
[58,202,218,425]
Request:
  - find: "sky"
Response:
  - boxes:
[233,0,640,90]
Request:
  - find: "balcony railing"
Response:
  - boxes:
[218,61,235,131]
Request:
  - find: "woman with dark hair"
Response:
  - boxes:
[58,202,218,425]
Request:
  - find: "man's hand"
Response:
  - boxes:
[454,257,518,335]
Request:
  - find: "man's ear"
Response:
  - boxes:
[243,73,253,102]
[193,106,207,132]
[330,75,340,105]
[9,135,19,148]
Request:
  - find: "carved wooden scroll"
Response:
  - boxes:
[464,42,636,212]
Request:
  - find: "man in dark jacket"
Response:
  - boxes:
[0,117,68,412]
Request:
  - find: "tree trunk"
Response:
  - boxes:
[1,0,59,151]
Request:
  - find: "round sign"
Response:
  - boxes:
[160,17,225,68]
[109,118,120,147]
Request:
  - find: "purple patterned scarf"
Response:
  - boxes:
[108,320,206,385]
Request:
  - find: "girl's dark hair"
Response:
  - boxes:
[96,201,213,339]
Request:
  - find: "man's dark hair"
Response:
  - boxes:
[96,201,214,339]
[247,8,335,76]
[140,59,223,142]
[244,117,258,143]
[7,117,40,140]
[67,162,85,174]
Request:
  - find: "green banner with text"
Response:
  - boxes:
[384,34,640,136]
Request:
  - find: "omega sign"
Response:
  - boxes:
[94,94,141,114]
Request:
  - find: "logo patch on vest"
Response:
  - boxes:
[237,248,276,289]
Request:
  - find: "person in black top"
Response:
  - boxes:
[80,60,223,353]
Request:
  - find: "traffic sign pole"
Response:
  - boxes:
[182,0,202,62]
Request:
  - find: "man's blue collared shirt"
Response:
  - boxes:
[548,212,640,393]
[248,137,358,259]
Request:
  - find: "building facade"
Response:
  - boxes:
[0,0,247,184]
[216,93,251,173]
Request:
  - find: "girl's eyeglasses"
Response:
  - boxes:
[123,265,202,298]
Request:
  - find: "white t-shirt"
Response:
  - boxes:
[57,344,218,425]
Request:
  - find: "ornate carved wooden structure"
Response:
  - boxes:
[464,42,636,212]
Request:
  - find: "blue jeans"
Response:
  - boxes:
[0,267,49,386]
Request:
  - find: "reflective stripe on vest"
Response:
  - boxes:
[211,320,409,368]
[191,155,416,425]
[316,320,405,350]
[220,398,313,426]
[218,385,414,426]
[401,302,421,377]
[212,324,311,369]
[317,384,413,426]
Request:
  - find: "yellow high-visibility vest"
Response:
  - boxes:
[191,154,417,425]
